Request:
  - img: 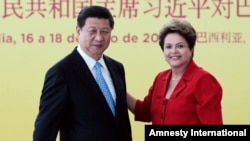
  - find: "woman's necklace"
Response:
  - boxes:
[171,77,180,81]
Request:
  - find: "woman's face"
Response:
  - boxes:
[163,33,193,69]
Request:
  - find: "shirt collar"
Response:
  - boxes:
[76,45,107,70]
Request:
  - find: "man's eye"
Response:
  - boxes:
[89,30,96,33]
[101,30,111,34]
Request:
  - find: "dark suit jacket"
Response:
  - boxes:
[33,47,132,141]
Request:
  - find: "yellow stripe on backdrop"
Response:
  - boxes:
[0,1,249,141]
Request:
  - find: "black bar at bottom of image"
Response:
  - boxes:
[145,125,250,141]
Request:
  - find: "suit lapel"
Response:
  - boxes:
[70,49,113,106]
[171,59,197,98]
[71,48,98,89]
[103,56,119,100]
[103,56,125,118]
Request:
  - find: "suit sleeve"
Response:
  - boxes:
[33,67,68,141]
[134,73,163,122]
[194,74,223,124]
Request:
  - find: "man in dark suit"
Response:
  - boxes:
[33,5,132,141]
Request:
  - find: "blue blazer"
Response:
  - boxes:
[33,47,132,141]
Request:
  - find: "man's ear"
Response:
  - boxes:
[76,26,81,35]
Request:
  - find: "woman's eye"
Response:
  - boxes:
[176,44,184,48]
[164,45,171,49]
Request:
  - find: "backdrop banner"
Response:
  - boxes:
[1,1,250,141]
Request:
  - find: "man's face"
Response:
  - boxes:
[76,17,112,60]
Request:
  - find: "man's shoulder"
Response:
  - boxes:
[103,55,122,66]
[47,48,79,70]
